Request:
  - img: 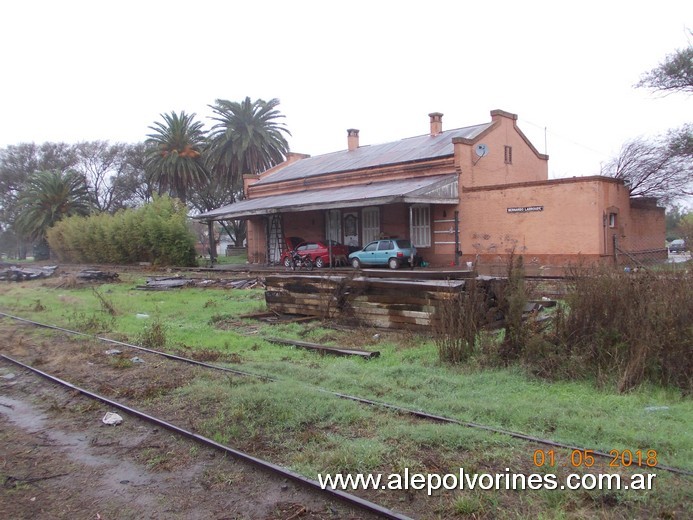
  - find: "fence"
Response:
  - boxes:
[614,236,689,270]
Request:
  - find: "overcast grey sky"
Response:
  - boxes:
[1,0,691,184]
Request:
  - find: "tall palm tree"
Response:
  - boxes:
[207,97,291,182]
[15,170,91,258]
[204,97,291,249]
[145,111,209,204]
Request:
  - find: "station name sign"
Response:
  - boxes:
[507,206,544,213]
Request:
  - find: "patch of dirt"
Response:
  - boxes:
[0,372,375,519]
[0,327,377,520]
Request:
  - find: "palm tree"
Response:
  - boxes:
[145,111,209,204]
[15,170,91,258]
[207,97,291,181]
[204,97,291,249]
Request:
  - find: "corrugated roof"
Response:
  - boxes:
[254,123,491,185]
[194,174,458,220]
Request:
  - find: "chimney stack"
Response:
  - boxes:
[429,112,443,136]
[347,128,360,151]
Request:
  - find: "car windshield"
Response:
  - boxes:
[395,239,413,248]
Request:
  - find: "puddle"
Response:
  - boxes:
[0,394,165,504]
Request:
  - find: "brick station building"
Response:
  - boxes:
[196,110,665,269]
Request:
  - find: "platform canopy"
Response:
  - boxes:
[193,174,458,221]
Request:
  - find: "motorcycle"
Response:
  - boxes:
[288,249,314,271]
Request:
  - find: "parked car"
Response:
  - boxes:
[668,239,686,253]
[348,239,417,269]
[284,236,305,251]
[281,239,350,268]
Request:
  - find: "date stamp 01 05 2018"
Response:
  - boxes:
[532,449,658,469]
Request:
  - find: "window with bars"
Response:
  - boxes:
[362,207,380,244]
[410,205,431,247]
[504,145,513,164]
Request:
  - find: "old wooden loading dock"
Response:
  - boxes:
[265,270,496,330]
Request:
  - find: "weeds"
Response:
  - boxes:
[68,311,113,334]
[434,254,692,393]
[499,253,530,362]
[553,267,692,393]
[109,356,134,369]
[138,315,167,349]
[435,278,487,363]
[92,287,117,315]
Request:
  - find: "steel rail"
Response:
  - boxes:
[2,312,691,477]
[0,354,412,520]
[0,312,272,381]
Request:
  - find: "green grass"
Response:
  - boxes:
[0,275,690,472]
[0,274,691,518]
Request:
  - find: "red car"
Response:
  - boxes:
[281,239,350,268]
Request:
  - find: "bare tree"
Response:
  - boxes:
[604,125,693,204]
[677,213,693,247]
[73,141,128,212]
[111,143,156,208]
[636,40,693,95]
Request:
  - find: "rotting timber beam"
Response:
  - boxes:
[265,337,380,359]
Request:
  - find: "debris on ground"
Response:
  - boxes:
[240,311,317,325]
[104,349,122,356]
[136,277,195,290]
[130,357,144,364]
[136,276,265,291]
[0,265,58,281]
[102,412,123,426]
[76,269,119,282]
[265,337,380,359]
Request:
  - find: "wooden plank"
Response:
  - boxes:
[350,270,475,280]
[352,278,466,292]
[269,304,335,318]
[350,303,433,319]
[238,311,319,324]
[265,293,335,306]
[265,337,379,359]
[350,299,436,312]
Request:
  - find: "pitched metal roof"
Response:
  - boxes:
[194,174,458,220]
[254,123,492,185]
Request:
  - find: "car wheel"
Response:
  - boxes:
[388,258,400,269]
[351,257,361,269]
[315,256,325,268]
[283,256,292,268]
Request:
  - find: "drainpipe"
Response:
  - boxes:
[613,234,618,265]
[454,211,460,266]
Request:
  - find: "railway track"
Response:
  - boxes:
[0,353,411,520]
[2,311,690,478]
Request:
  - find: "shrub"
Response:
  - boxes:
[499,254,529,362]
[435,277,488,364]
[553,267,692,393]
[47,196,196,266]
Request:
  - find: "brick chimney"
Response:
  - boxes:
[347,128,360,151]
[429,112,443,136]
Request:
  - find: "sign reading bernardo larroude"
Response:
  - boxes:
[507,206,544,213]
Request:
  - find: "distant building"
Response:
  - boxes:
[195,110,665,269]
